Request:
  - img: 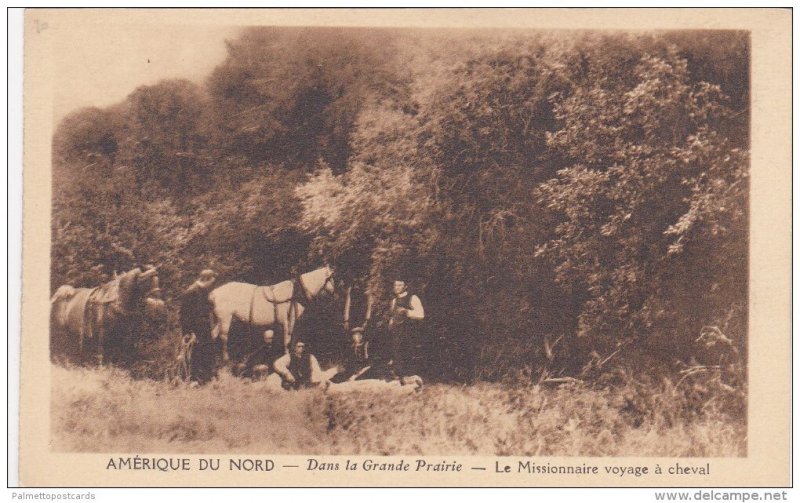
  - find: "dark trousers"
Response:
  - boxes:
[391,323,418,377]
[191,340,218,384]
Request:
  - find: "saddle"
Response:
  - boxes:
[250,277,309,321]
[90,281,119,305]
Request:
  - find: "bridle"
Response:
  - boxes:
[294,267,336,306]
[288,267,335,320]
[247,268,337,345]
[320,269,336,299]
[140,270,163,302]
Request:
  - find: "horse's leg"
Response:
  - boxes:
[281,306,292,354]
[82,304,99,366]
[95,310,105,367]
[77,304,89,365]
[94,306,110,367]
[212,311,233,364]
[282,304,304,353]
[76,329,84,365]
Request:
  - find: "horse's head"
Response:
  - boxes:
[138,267,167,339]
[300,264,337,300]
[137,266,161,296]
[118,266,167,325]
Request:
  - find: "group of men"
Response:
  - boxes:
[179,269,426,389]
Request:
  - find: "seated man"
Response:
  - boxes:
[267,341,337,391]
[332,327,392,383]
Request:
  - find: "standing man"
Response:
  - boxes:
[388,275,425,379]
[179,269,218,385]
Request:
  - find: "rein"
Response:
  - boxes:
[292,275,312,307]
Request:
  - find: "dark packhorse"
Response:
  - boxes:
[50,266,167,365]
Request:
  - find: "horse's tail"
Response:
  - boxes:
[50,285,78,359]
[51,285,77,304]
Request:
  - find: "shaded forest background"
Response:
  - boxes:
[52,28,749,389]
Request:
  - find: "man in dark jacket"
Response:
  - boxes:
[332,327,392,383]
[269,340,337,390]
[179,269,217,385]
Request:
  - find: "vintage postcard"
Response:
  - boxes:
[18,8,790,488]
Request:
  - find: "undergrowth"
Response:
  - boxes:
[51,364,745,456]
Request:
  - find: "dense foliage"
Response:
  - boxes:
[52,29,749,388]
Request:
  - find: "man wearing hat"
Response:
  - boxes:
[179,269,218,385]
[332,326,392,383]
[388,275,425,379]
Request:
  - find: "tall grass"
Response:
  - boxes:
[51,365,744,456]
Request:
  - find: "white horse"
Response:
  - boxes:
[208,265,336,363]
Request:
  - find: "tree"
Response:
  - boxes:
[206,27,410,173]
[53,106,119,169]
[119,79,210,197]
[537,45,748,363]
[412,37,584,379]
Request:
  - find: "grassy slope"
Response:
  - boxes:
[51,365,745,456]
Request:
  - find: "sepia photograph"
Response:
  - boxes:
[17,8,791,488]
